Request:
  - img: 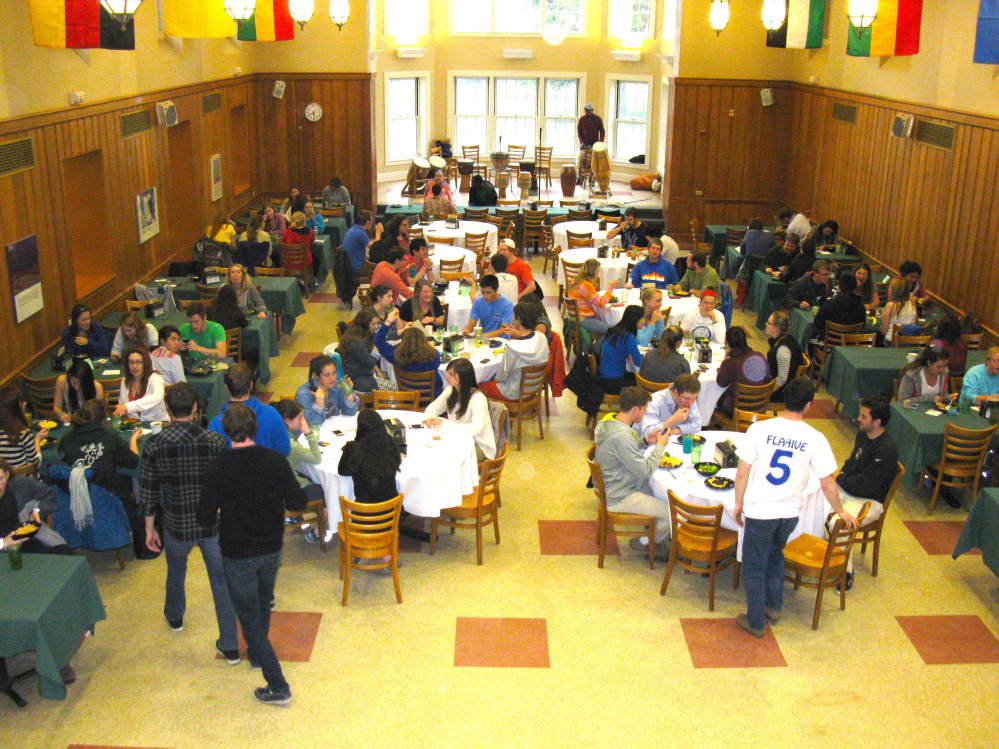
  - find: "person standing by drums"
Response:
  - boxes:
[577,103,605,186]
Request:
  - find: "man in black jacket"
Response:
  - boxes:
[784,259,832,310]
[812,271,867,339]
[832,395,899,590]
[199,404,307,707]
[469,174,498,207]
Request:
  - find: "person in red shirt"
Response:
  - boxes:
[370,248,414,301]
[495,239,539,300]
[279,211,315,271]
[399,238,435,286]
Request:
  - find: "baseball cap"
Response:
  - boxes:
[500,238,517,251]
[584,103,594,110]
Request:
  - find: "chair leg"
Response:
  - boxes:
[812,581,825,630]
[707,565,717,612]
[116,548,126,570]
[871,536,881,577]
[733,560,740,589]
[476,519,483,565]
[391,550,403,603]
[341,554,352,606]
[492,510,501,544]
[659,547,677,594]
[839,573,847,611]
[516,415,523,451]
[429,519,438,555]
[338,540,345,579]
[597,516,607,569]
[536,408,544,440]
[928,476,941,515]
[647,526,655,570]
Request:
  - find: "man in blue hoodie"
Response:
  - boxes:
[209,363,290,456]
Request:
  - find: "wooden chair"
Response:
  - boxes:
[566,229,593,245]
[535,199,554,208]
[541,226,561,279]
[464,231,489,273]
[125,299,153,311]
[355,288,372,309]
[395,368,436,408]
[522,209,547,254]
[21,374,58,418]
[587,445,656,570]
[426,235,455,246]
[559,199,580,208]
[103,377,123,416]
[783,504,870,630]
[408,226,424,242]
[550,214,567,227]
[430,444,508,565]
[439,257,466,275]
[892,328,931,348]
[852,463,905,577]
[337,493,404,605]
[567,237,595,250]
[505,145,526,183]
[875,281,890,307]
[461,145,487,177]
[285,496,328,552]
[725,227,747,246]
[495,207,519,224]
[254,266,285,277]
[463,207,488,221]
[279,242,313,294]
[440,272,467,283]
[635,373,670,395]
[595,211,619,224]
[842,332,877,347]
[224,327,242,363]
[660,490,740,611]
[734,408,777,432]
[919,422,997,513]
[440,302,450,330]
[561,258,584,290]
[585,354,619,438]
[811,320,864,384]
[372,389,421,412]
[949,376,963,395]
[712,380,776,431]
[11,460,41,479]
[562,297,583,360]
[195,284,218,302]
[534,146,553,189]
[568,208,591,222]
[490,363,547,451]
[356,260,377,288]
[497,199,521,207]
[962,333,983,350]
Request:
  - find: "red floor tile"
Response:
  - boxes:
[903,520,979,555]
[454,617,550,668]
[538,519,619,556]
[309,292,340,303]
[290,351,323,367]
[214,611,322,663]
[680,618,787,668]
[804,398,837,419]
[896,615,999,665]
[255,390,273,404]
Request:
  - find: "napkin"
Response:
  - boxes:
[102,369,121,376]
[925,409,944,417]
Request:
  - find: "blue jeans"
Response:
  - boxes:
[163,531,239,651]
[223,551,288,693]
[580,316,610,336]
[742,516,800,631]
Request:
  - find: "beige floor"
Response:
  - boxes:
[3,259,999,749]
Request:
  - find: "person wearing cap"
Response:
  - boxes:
[577,103,605,185]
[680,290,726,343]
[675,251,721,299]
[496,239,540,300]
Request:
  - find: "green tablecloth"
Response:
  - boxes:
[788,307,879,349]
[953,488,999,577]
[0,555,106,699]
[748,271,788,330]
[721,245,743,281]
[381,205,616,221]
[313,233,335,286]
[887,401,995,490]
[155,276,305,335]
[101,310,278,385]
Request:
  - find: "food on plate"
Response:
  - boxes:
[659,455,683,469]
[13,522,40,539]
[37,420,58,430]
[705,476,735,490]
[694,461,721,476]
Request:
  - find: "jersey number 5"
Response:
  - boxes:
[765,449,793,486]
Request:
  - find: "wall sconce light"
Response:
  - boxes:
[100,0,144,30]
[848,0,878,39]
[329,0,350,30]
[288,0,314,29]
[709,0,730,36]
[223,0,257,33]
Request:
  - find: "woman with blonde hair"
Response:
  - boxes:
[225,264,268,319]
[568,258,617,338]
[375,308,443,397]
[880,277,918,344]
[206,210,237,248]
[280,210,315,275]
[113,347,168,422]
[235,213,273,272]
[636,287,666,347]
[111,311,158,360]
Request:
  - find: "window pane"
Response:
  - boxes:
[611,0,652,37]
[614,122,647,162]
[388,78,417,118]
[386,0,428,37]
[453,0,491,31]
[496,78,537,116]
[545,0,581,32]
[456,117,488,152]
[388,119,418,161]
[545,79,577,117]
[616,81,648,121]
[496,0,540,32]
[455,77,489,116]
[545,117,576,157]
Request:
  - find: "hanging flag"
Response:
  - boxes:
[237,0,295,41]
[974,0,999,64]
[847,0,922,57]
[29,0,135,50]
[161,0,235,39]
[766,0,826,49]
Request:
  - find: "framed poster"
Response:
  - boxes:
[136,186,160,243]
[210,153,222,201]
[6,234,43,323]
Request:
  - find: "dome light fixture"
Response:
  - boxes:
[289,0,315,29]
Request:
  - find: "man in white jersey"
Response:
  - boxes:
[732,377,857,638]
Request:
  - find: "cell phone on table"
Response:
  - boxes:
[410,423,424,429]
[331,429,344,437]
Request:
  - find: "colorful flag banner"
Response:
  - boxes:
[161,0,235,39]
[766,0,826,50]
[846,0,922,57]
[974,0,999,64]
[29,1,135,50]
[237,0,295,41]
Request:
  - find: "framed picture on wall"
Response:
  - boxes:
[135,187,159,244]
[210,153,223,201]
[6,234,43,324]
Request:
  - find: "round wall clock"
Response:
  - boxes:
[305,103,324,122]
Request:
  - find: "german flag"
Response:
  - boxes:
[30,0,135,50]
[237,0,295,41]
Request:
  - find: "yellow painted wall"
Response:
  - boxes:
[251,0,369,73]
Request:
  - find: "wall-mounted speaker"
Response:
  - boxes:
[760,88,774,107]
[273,80,286,99]
[891,113,914,138]
[155,101,178,127]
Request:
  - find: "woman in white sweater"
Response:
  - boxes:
[424,359,495,462]
[113,347,168,422]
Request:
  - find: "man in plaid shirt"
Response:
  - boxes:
[139,382,240,663]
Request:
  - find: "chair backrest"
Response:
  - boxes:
[566,230,593,242]
[395,368,436,407]
[796,353,811,379]
[427,235,456,246]
[470,443,509,510]
[535,200,554,208]
[463,207,489,221]
[567,237,594,250]
[734,380,776,413]
[562,259,585,288]
[636,373,670,394]
[824,503,870,569]
[338,493,404,558]
[892,377,902,401]
[497,199,521,207]
[524,209,548,222]
[439,257,465,274]
[372,389,422,412]
[462,145,481,161]
[464,231,489,254]
[734,408,776,432]
[103,377,123,415]
[280,242,310,272]
[940,421,997,474]
[195,283,218,302]
[962,333,983,350]
[408,226,424,242]
[254,266,286,277]
[879,463,906,517]
[842,333,877,348]
[224,327,242,361]
[534,146,553,167]
[568,208,591,222]
[825,320,864,348]
[668,490,727,555]
[495,208,519,222]
[892,330,931,348]
[507,145,526,161]
[126,299,152,311]
[726,227,747,245]
[11,459,40,479]
[563,296,582,326]
[585,444,608,511]
[21,374,58,418]
[550,214,567,227]
[517,363,549,406]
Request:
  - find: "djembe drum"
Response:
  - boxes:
[591,142,611,194]
[560,164,577,198]
[457,158,475,192]
[428,155,447,181]
[401,157,431,197]
[490,151,508,176]
[495,171,510,199]
[518,160,535,196]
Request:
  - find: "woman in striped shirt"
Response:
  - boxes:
[568,259,618,339]
[0,387,46,469]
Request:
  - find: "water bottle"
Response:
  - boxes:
[474,326,483,345]
[338,377,353,399]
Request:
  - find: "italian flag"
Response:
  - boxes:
[29,0,135,50]
[237,1,296,41]
[766,0,826,50]
[847,0,923,57]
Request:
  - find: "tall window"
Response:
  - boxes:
[453,75,580,159]
[386,77,424,162]
[453,0,582,34]
[608,79,649,162]
[610,0,653,38]
[385,0,428,39]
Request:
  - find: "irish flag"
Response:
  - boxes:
[29,0,135,49]
[847,0,922,57]
[974,0,999,64]
[237,0,295,41]
[766,0,826,50]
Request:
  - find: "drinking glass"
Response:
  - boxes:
[682,434,693,455]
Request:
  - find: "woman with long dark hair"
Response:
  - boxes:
[61,303,110,358]
[261,205,287,235]
[715,326,771,417]
[598,304,644,394]
[114,347,167,422]
[0,387,47,469]
[931,316,969,377]
[424,358,495,462]
[638,325,690,384]
[375,308,443,397]
[337,309,380,392]
[53,359,105,424]
[854,262,876,313]
[337,409,402,504]
[899,346,955,403]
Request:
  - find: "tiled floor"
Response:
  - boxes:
[212,611,323,663]
[680,617,787,668]
[896,615,999,665]
[454,617,550,668]
[538,519,618,556]
[904,520,980,555]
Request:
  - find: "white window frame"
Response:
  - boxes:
[608,0,654,42]
[605,74,653,167]
[449,0,586,37]
[384,71,430,167]
[447,71,587,160]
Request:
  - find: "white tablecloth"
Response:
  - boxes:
[648,431,831,559]
[603,288,699,328]
[556,247,629,288]
[439,282,473,331]
[381,334,504,386]
[303,410,479,528]
[424,220,498,256]
[553,221,617,253]
[430,246,478,277]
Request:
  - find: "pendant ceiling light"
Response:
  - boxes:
[542,9,566,45]
[709,0,730,36]
[329,0,350,30]
[99,0,145,30]
[847,0,878,38]
[289,0,315,29]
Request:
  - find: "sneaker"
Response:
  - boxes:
[736,613,765,639]
[165,616,183,632]
[303,528,320,543]
[836,571,855,594]
[249,659,261,671]
[216,640,241,666]
[254,686,292,706]
[764,608,781,624]
[629,537,649,553]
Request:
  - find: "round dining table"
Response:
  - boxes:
[555,247,630,288]
[380,331,505,387]
[430,246,478,277]
[302,409,480,529]
[423,220,498,256]
[552,221,619,253]
[648,430,832,559]
[603,287,700,328]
